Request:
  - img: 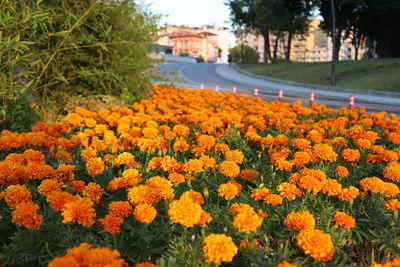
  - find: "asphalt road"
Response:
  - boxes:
[160,62,400,115]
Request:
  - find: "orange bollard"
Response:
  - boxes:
[309,91,315,107]
[278,89,283,102]
[349,94,355,109]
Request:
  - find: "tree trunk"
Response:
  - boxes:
[273,31,281,58]
[286,31,292,62]
[355,46,359,60]
[261,28,271,63]
[334,28,342,61]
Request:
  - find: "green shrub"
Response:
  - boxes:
[229,44,260,63]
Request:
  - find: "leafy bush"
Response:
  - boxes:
[229,44,260,63]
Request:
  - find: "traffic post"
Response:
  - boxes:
[349,94,355,109]
[309,91,315,107]
[215,85,219,92]
[254,88,258,97]
[278,89,283,102]
[200,83,204,90]
[233,86,237,95]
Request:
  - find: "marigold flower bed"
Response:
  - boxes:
[0,85,399,266]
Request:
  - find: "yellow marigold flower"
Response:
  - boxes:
[217,182,240,200]
[202,234,238,263]
[240,169,259,181]
[338,186,359,201]
[334,166,349,177]
[121,168,142,186]
[276,261,297,267]
[341,148,361,162]
[184,159,204,173]
[47,191,76,211]
[83,182,103,204]
[383,182,400,198]
[333,211,355,230]
[146,176,174,201]
[359,177,386,193]
[134,203,157,224]
[385,199,400,211]
[86,157,104,177]
[3,184,32,209]
[219,161,240,178]
[127,185,159,206]
[100,214,124,234]
[198,210,213,227]
[12,202,43,230]
[142,127,159,138]
[322,178,342,196]
[224,150,244,164]
[61,197,96,227]
[296,229,335,261]
[265,193,283,206]
[38,179,62,197]
[134,262,155,267]
[173,137,189,152]
[181,190,205,205]
[277,182,303,200]
[312,144,337,162]
[284,211,316,231]
[383,162,400,182]
[168,197,202,227]
[108,201,132,217]
[251,187,270,201]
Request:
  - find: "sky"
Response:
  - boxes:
[147,0,232,28]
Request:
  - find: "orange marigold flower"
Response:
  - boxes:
[276,260,297,267]
[203,234,238,263]
[296,229,335,261]
[229,203,254,215]
[134,263,155,267]
[56,164,75,182]
[355,138,371,149]
[385,199,400,211]
[121,168,142,186]
[38,179,62,197]
[233,208,262,233]
[115,152,140,168]
[359,177,386,193]
[341,148,361,162]
[198,210,213,227]
[48,256,79,267]
[214,142,230,153]
[292,151,311,167]
[290,138,311,150]
[146,176,174,201]
[69,180,86,193]
[181,190,205,205]
[168,197,202,227]
[100,214,124,234]
[12,202,43,230]
[383,162,400,182]
[277,182,303,200]
[388,132,400,145]
[224,150,244,164]
[333,211,355,230]
[334,166,349,178]
[240,169,259,181]
[383,182,400,198]
[298,175,323,195]
[338,186,359,201]
[251,187,270,201]
[218,161,240,178]
[83,182,103,204]
[322,178,343,196]
[61,197,96,227]
[284,211,316,231]
[173,124,190,137]
[312,144,337,162]
[3,184,32,209]
[199,154,217,169]
[47,191,76,211]
[142,127,159,138]
[184,159,204,173]
[127,185,159,206]
[173,137,189,152]
[168,172,185,184]
[108,201,132,217]
[197,134,216,149]
[217,182,240,200]
[86,157,104,177]
[265,193,283,206]
[134,203,157,224]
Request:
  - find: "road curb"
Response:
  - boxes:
[233,64,400,98]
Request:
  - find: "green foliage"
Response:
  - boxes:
[229,44,260,63]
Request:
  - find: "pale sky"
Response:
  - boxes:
[147,0,232,28]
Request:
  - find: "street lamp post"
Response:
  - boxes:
[330,0,336,86]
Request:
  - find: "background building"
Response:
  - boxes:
[157,24,231,63]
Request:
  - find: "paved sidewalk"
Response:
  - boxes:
[216,64,400,106]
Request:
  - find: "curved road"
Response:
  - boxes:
[161,62,400,114]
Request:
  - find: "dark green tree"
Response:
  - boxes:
[229,44,260,62]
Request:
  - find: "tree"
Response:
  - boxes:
[229,44,260,62]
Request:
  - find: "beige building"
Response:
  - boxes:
[157,24,231,63]
[236,18,366,62]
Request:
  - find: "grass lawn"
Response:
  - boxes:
[238,58,400,92]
